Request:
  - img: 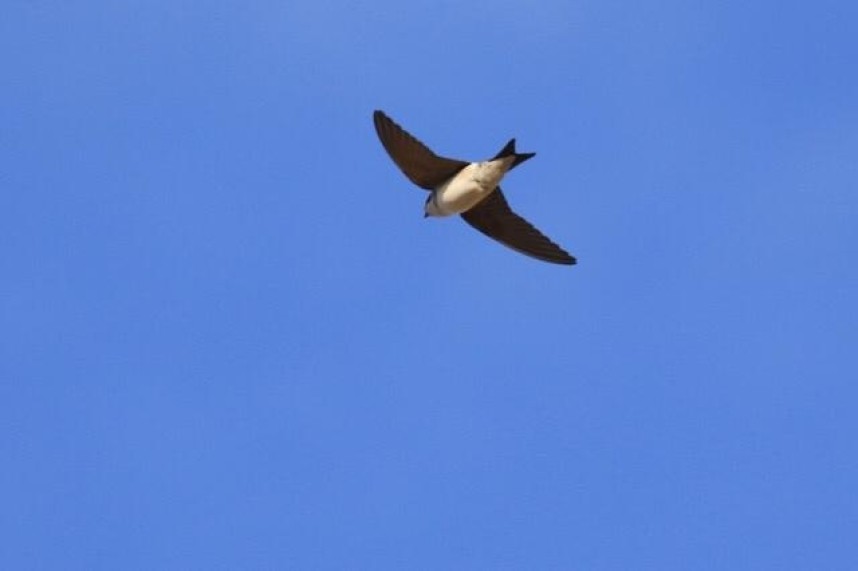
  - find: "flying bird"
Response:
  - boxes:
[373,110,576,265]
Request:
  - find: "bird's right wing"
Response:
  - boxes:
[461,189,576,265]
[373,110,468,190]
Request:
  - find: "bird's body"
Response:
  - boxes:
[372,110,576,265]
[427,157,513,217]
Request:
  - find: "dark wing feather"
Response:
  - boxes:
[461,189,576,265]
[373,110,468,190]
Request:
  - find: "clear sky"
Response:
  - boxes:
[3,1,857,569]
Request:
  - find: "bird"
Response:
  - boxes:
[372,110,576,265]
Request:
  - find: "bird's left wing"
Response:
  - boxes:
[373,110,468,190]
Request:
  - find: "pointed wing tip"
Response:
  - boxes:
[557,249,577,265]
[534,250,576,265]
[372,109,387,128]
[373,109,392,130]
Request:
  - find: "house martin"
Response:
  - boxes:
[373,110,576,265]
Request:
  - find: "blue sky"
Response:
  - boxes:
[2,1,857,568]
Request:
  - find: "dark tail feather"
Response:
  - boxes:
[493,138,517,160]
[493,138,536,170]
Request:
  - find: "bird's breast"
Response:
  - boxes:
[433,159,510,215]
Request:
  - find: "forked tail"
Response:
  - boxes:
[492,138,536,170]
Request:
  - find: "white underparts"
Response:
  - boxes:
[425,157,514,217]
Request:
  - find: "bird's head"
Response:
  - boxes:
[423,194,440,218]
